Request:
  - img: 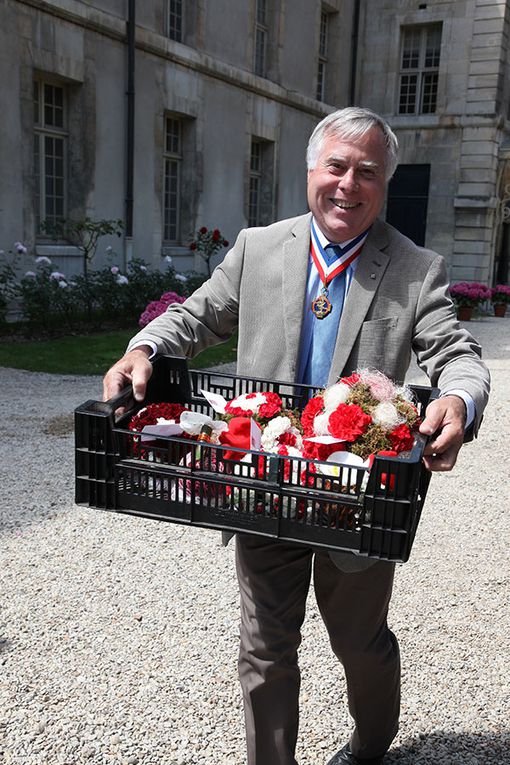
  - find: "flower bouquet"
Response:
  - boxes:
[126,369,422,522]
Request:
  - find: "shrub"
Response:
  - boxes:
[189,226,229,277]
[139,291,186,327]
[0,253,18,325]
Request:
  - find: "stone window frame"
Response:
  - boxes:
[398,23,442,115]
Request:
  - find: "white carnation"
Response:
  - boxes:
[323,383,351,412]
[231,392,267,411]
[313,412,331,436]
[261,416,302,453]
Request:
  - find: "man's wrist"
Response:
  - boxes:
[127,344,154,360]
[440,389,474,429]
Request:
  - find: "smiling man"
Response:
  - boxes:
[103,107,490,765]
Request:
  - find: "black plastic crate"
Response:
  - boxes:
[75,356,437,562]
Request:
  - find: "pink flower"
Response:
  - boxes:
[138,291,186,327]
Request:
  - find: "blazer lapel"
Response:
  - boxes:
[283,214,312,380]
[328,220,390,381]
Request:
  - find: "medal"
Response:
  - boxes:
[311,289,332,319]
[309,227,367,321]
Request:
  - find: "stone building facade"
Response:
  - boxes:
[1,0,509,285]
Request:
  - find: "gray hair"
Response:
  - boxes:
[306,106,399,180]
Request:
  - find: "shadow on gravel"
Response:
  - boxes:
[387,731,509,763]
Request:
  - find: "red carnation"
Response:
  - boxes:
[223,239,229,247]
[389,424,415,453]
[328,404,372,442]
[300,395,324,436]
[199,226,208,234]
[212,229,220,241]
[340,372,360,387]
[302,440,345,462]
[189,242,197,251]
[258,392,283,419]
[278,431,298,448]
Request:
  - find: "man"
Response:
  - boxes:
[104,107,490,765]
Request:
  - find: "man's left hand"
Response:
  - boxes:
[419,395,467,472]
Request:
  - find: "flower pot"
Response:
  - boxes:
[493,303,507,318]
[457,305,474,321]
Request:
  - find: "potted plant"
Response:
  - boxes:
[490,284,510,317]
[449,281,491,321]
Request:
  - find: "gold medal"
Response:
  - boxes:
[311,290,332,319]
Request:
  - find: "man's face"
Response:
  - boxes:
[307,127,388,242]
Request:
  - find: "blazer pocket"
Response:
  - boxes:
[356,317,399,368]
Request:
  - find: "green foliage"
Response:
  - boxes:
[14,254,206,332]
[0,256,18,325]
[2,227,208,333]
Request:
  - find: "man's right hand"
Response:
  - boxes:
[103,346,153,403]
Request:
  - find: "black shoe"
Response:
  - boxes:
[326,743,385,765]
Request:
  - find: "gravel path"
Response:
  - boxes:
[0,317,509,765]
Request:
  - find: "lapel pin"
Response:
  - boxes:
[370,273,376,279]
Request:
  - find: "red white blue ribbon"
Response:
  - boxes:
[310,224,367,286]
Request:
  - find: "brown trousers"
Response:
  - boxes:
[235,535,400,765]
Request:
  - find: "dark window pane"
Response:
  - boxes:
[33,81,40,125]
[421,72,438,113]
[168,0,183,42]
[425,27,441,67]
[401,29,420,69]
[256,0,266,25]
[317,60,325,101]
[399,74,417,113]
[255,27,266,76]
[319,11,328,57]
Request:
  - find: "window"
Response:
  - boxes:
[316,9,330,102]
[398,25,441,114]
[166,0,183,42]
[254,0,268,77]
[33,79,68,231]
[248,138,274,227]
[163,117,182,242]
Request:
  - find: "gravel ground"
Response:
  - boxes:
[0,316,509,765]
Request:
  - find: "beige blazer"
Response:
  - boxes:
[129,213,489,432]
[128,213,490,570]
